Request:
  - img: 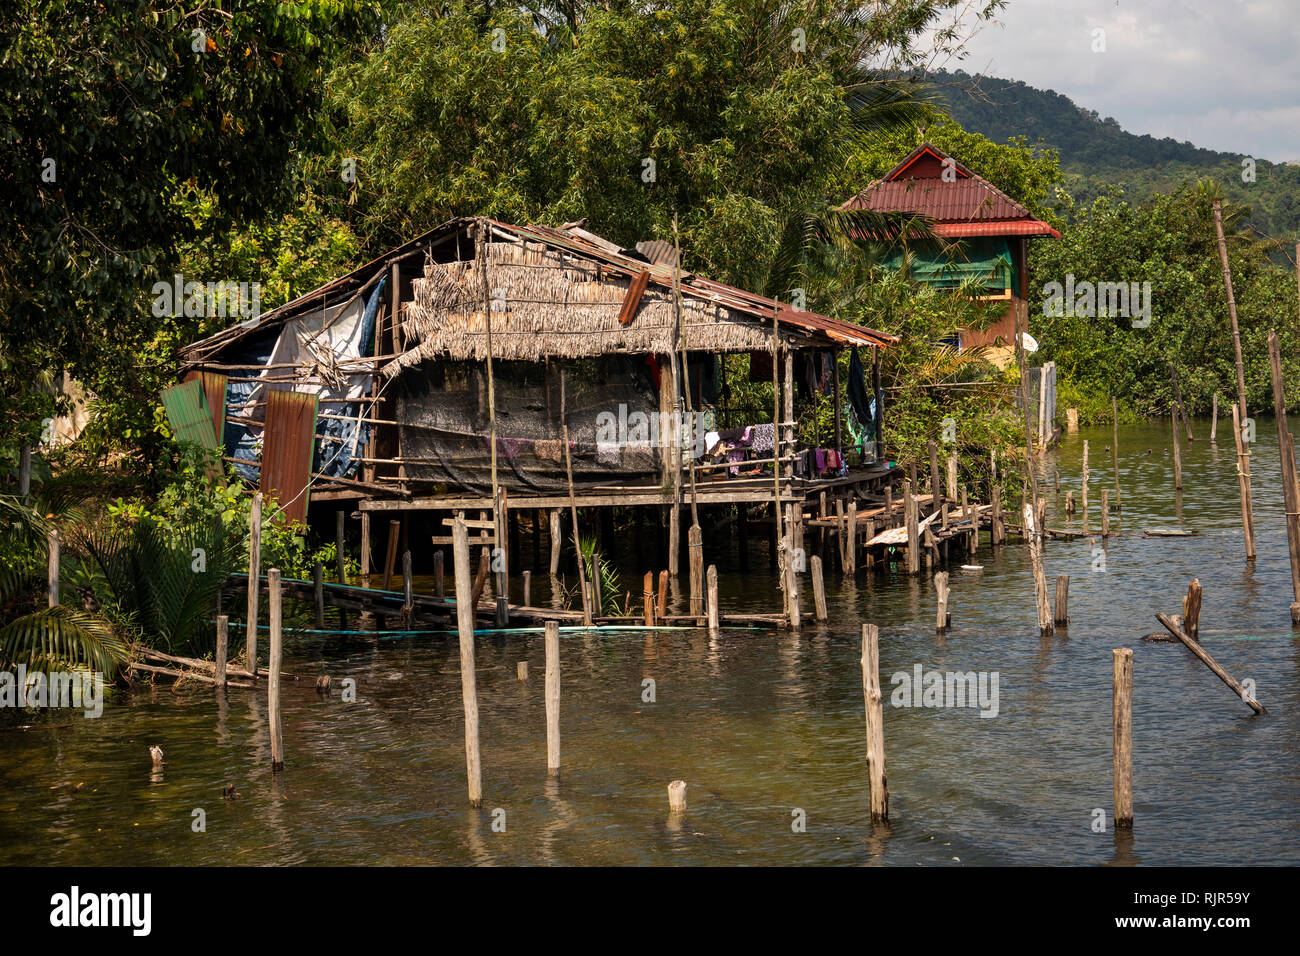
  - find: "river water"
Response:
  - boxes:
[2,420,1297,865]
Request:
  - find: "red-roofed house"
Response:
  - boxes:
[843,142,1058,357]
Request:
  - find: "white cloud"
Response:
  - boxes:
[948,0,1300,161]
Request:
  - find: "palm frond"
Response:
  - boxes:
[0,604,128,673]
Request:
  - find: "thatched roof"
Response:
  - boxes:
[385,219,894,375]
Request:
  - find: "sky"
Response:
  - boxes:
[945,0,1300,163]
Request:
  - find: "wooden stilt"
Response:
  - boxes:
[1267,331,1300,622]
[313,563,325,629]
[522,569,532,607]
[383,519,400,590]
[545,619,561,775]
[434,550,445,600]
[549,509,562,575]
[934,571,950,633]
[810,555,828,622]
[215,615,228,686]
[904,479,919,575]
[1112,647,1133,829]
[1101,489,1110,538]
[861,623,889,822]
[643,571,655,626]
[688,523,704,618]
[268,567,284,771]
[1230,403,1257,560]
[1081,440,1090,532]
[1054,574,1069,627]
[706,565,720,637]
[246,493,261,675]
[451,516,484,806]
[360,511,371,589]
[657,570,668,620]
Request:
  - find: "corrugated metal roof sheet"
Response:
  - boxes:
[841,141,1059,238]
[260,389,318,525]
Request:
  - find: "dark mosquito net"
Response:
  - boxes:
[396,356,665,494]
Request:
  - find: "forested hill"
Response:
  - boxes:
[929,69,1300,240]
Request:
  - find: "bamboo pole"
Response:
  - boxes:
[905,479,919,575]
[1210,392,1219,443]
[1231,403,1257,560]
[560,369,591,625]
[1112,647,1133,829]
[246,492,261,675]
[1213,200,1250,420]
[1171,410,1182,490]
[452,516,484,805]
[268,568,284,771]
[545,619,561,775]
[861,623,889,822]
[1267,330,1300,622]
[1081,440,1090,532]
[479,221,503,585]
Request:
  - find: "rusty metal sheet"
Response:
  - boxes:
[617,269,651,326]
[260,388,318,525]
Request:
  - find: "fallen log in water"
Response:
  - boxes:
[1155,612,1265,714]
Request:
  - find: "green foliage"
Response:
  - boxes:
[932,68,1300,240]
[578,534,628,616]
[1029,182,1299,418]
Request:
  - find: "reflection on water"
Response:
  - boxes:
[1,420,1297,865]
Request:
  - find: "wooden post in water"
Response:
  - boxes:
[215,615,228,686]
[1183,578,1202,642]
[1214,200,1251,425]
[1112,647,1133,830]
[946,455,958,504]
[783,524,801,632]
[1101,489,1110,538]
[335,510,346,583]
[810,555,828,622]
[860,623,889,822]
[992,483,1005,545]
[246,492,261,675]
[706,565,720,637]
[668,780,687,813]
[1081,440,1090,532]
[1171,409,1182,490]
[1065,490,1075,515]
[522,570,532,608]
[657,570,668,620]
[834,498,845,573]
[688,524,704,619]
[643,571,654,625]
[517,661,528,681]
[268,568,284,771]
[47,528,59,607]
[1267,331,1300,622]
[313,563,325,629]
[934,571,950,633]
[1230,403,1257,560]
[1026,501,1053,636]
[904,479,919,575]
[1210,393,1219,443]
[545,619,561,775]
[1054,574,1069,628]
[1170,363,1194,441]
[433,551,445,601]
[451,516,484,806]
